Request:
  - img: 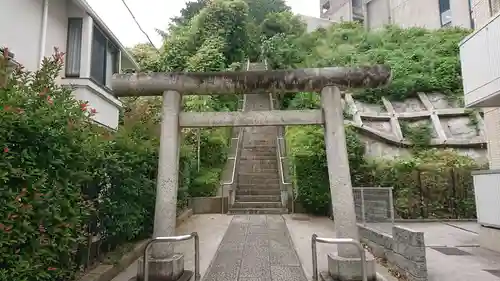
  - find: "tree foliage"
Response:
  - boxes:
[272,23,478,217]
[127,43,160,71]
[0,50,169,280]
[263,22,470,103]
[125,0,478,219]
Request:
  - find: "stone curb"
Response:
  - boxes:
[78,208,193,281]
[393,219,476,223]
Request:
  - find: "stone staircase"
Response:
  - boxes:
[228,62,287,214]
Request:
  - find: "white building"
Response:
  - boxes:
[0,0,140,129]
[459,0,500,254]
[299,14,337,32]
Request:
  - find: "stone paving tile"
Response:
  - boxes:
[202,215,307,281]
[271,265,308,281]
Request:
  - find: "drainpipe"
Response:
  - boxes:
[468,0,474,29]
[348,0,354,21]
[39,0,49,69]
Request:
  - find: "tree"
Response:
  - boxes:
[170,0,209,27]
[128,43,160,71]
[242,0,290,24]
[260,11,306,39]
[169,0,290,29]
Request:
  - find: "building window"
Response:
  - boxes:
[91,25,119,88]
[439,0,452,26]
[353,14,364,24]
[65,18,83,77]
[321,1,330,14]
[352,0,362,8]
[490,0,500,16]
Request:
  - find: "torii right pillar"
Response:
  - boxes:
[321,86,376,281]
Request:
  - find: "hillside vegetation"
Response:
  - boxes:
[129,0,479,216]
[0,1,480,280]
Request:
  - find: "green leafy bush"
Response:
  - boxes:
[286,125,368,215]
[0,51,191,281]
[265,22,470,103]
[0,51,94,280]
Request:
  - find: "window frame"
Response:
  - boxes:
[65,17,83,77]
[90,24,120,88]
[439,0,452,26]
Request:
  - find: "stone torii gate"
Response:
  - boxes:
[111,64,391,281]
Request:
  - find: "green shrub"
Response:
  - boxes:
[0,51,94,280]
[266,23,470,103]
[0,50,195,281]
[286,124,368,215]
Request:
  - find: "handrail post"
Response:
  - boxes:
[360,188,366,225]
[193,232,200,281]
[312,234,319,281]
[220,67,248,213]
[389,187,395,223]
[311,235,367,281]
[143,233,200,281]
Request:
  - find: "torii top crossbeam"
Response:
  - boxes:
[111,65,391,96]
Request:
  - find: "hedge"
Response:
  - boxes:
[0,50,232,280]
[286,123,481,218]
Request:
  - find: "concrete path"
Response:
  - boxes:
[284,215,398,281]
[111,214,233,281]
[367,221,500,281]
[202,215,307,281]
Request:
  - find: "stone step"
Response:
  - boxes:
[240,156,276,160]
[238,176,280,185]
[239,158,278,164]
[228,208,287,215]
[236,188,281,196]
[243,139,277,146]
[233,201,282,208]
[237,183,281,189]
[238,166,279,173]
[238,172,279,178]
[242,146,277,151]
[243,144,277,148]
[235,195,281,202]
[238,159,279,169]
[240,151,276,157]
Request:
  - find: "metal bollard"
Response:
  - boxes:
[142,232,200,281]
[311,234,367,281]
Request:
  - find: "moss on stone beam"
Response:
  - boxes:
[111,65,392,96]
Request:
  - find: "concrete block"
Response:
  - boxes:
[327,252,377,281]
[137,253,184,281]
[189,197,226,214]
[392,226,425,247]
[358,225,393,250]
[362,240,388,259]
[479,225,500,253]
[386,251,427,280]
[392,242,426,263]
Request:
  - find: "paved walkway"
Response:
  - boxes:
[202,215,308,281]
[366,221,500,281]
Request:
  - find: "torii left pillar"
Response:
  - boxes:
[136,90,190,281]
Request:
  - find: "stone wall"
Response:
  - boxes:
[344,92,487,164]
[189,197,228,214]
[358,224,427,281]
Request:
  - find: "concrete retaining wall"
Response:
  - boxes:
[358,224,427,281]
[189,196,228,214]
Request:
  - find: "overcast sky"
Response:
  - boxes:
[86,0,319,48]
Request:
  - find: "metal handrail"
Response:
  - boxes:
[219,59,250,213]
[276,137,291,187]
[268,87,293,212]
[311,235,367,281]
[143,233,200,281]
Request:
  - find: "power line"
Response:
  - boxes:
[120,0,160,53]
